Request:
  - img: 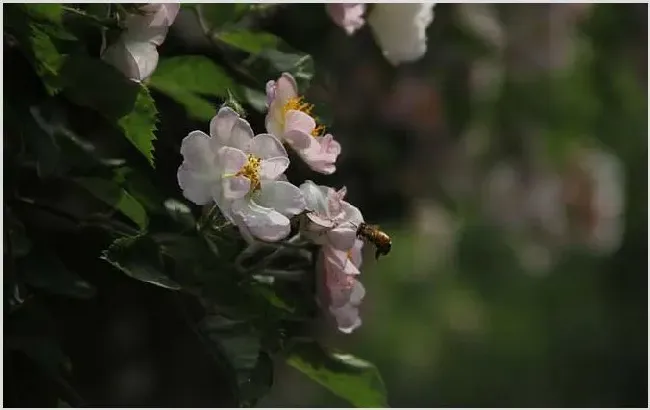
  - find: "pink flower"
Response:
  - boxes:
[299,180,364,251]
[265,73,342,175]
[326,3,367,35]
[318,239,366,334]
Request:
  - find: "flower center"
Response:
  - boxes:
[236,154,262,192]
[282,96,326,138]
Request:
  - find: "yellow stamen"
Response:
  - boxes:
[282,96,325,139]
[236,154,262,192]
[311,124,326,137]
[282,96,314,117]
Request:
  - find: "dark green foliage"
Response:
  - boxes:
[4,3,386,407]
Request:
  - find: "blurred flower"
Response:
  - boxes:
[299,180,364,251]
[318,239,366,334]
[563,146,625,254]
[102,3,179,82]
[368,3,435,65]
[326,3,367,35]
[265,73,342,174]
[178,107,305,242]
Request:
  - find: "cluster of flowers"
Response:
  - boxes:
[177,73,367,334]
[103,3,437,82]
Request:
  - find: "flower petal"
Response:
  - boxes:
[223,175,251,200]
[180,130,217,170]
[275,73,299,103]
[264,109,283,139]
[123,40,159,80]
[229,118,255,151]
[284,129,313,150]
[210,107,240,144]
[328,226,358,251]
[300,180,327,212]
[232,199,291,242]
[265,80,277,107]
[217,146,247,175]
[331,305,362,334]
[177,163,213,205]
[298,134,342,175]
[250,133,288,159]
[285,110,316,135]
[260,157,289,180]
[341,202,364,226]
[326,3,367,35]
[256,180,306,217]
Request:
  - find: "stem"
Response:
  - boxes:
[243,234,304,274]
[254,269,305,281]
[62,6,118,28]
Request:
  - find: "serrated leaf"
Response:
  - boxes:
[287,342,388,408]
[217,31,281,54]
[4,4,77,94]
[74,177,148,230]
[60,56,158,166]
[118,86,158,167]
[20,248,96,299]
[149,56,236,121]
[103,235,181,290]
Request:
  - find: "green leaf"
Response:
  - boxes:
[20,248,96,299]
[242,87,268,113]
[117,86,158,167]
[114,167,166,213]
[253,284,295,313]
[199,315,263,396]
[287,342,388,408]
[60,55,158,166]
[149,56,236,121]
[258,49,315,90]
[4,4,77,94]
[21,4,65,24]
[102,235,181,290]
[74,177,149,230]
[198,4,251,31]
[217,31,281,54]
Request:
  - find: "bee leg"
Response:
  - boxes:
[374,249,381,260]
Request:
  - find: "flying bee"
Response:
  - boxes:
[356,222,392,260]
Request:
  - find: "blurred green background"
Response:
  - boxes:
[258,3,648,407]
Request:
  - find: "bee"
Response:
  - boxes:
[356,222,392,260]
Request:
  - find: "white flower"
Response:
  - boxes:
[177,107,306,242]
[368,3,435,65]
[299,180,364,250]
[102,3,180,82]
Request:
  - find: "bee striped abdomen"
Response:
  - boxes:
[357,223,392,260]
